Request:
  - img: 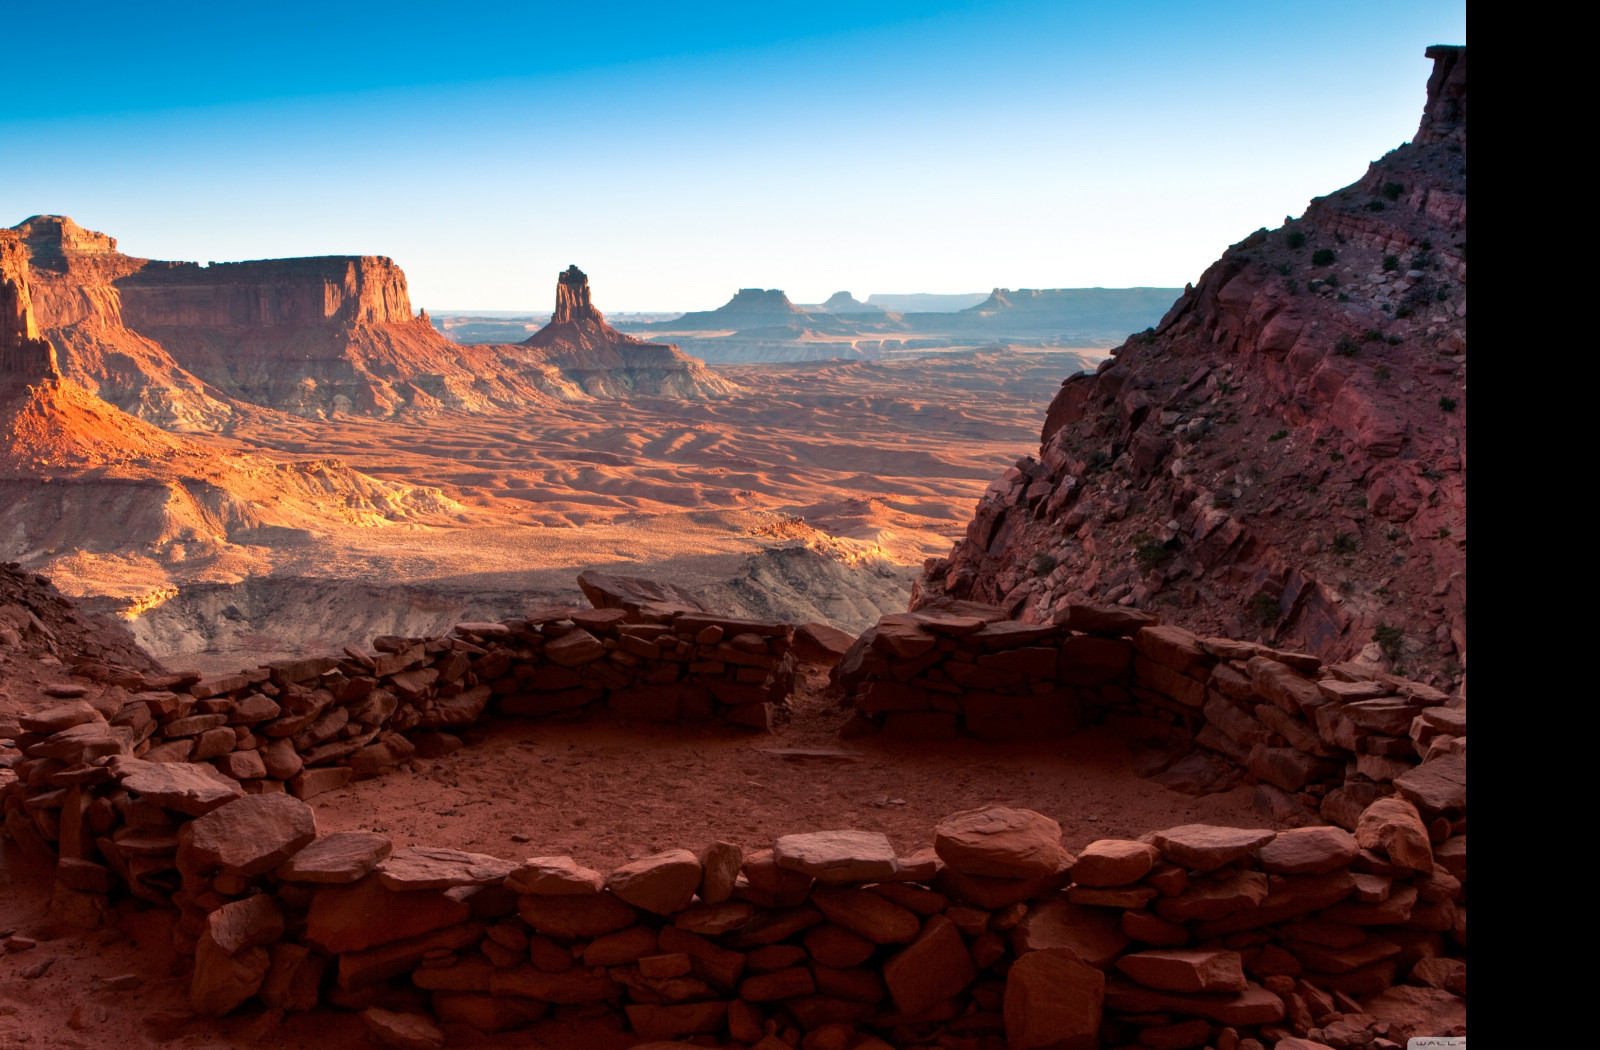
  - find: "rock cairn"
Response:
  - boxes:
[836,601,1466,832]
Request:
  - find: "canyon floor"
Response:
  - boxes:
[39,348,1098,673]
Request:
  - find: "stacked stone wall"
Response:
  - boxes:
[834,603,1466,834]
[1,602,1466,1049]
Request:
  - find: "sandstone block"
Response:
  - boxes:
[1055,601,1159,636]
[1009,896,1129,969]
[305,877,472,953]
[934,806,1065,878]
[260,942,324,1012]
[277,830,392,883]
[214,749,266,780]
[775,829,898,884]
[20,701,101,734]
[1354,797,1434,872]
[882,914,977,1015]
[507,855,605,895]
[1101,978,1286,1025]
[518,892,637,938]
[1255,826,1358,874]
[739,966,815,1001]
[1149,824,1276,872]
[378,846,515,891]
[697,840,742,903]
[545,629,606,666]
[1070,839,1160,887]
[1004,947,1106,1050]
[1115,949,1247,993]
[361,1008,444,1050]
[1394,752,1466,815]
[206,894,284,954]
[190,933,269,1016]
[812,887,920,944]
[607,849,702,915]
[805,924,876,969]
[179,793,316,877]
[1153,869,1269,923]
[288,766,351,800]
[261,738,303,780]
[674,900,755,935]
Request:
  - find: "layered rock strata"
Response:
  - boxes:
[918,48,1467,683]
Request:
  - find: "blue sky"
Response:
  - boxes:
[1,2,1465,312]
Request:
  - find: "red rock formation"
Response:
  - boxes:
[8,222,734,420]
[0,229,61,380]
[520,266,734,397]
[917,48,1467,686]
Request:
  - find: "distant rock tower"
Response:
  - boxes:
[552,265,603,325]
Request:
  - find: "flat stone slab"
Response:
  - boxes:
[278,831,394,883]
[1149,825,1277,872]
[112,756,245,815]
[378,846,516,891]
[180,793,318,877]
[1394,753,1467,814]
[774,830,898,884]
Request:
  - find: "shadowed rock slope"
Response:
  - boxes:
[917,47,1466,688]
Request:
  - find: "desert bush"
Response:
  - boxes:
[1251,593,1281,627]
[1381,181,1404,201]
[1382,254,1399,271]
[1312,248,1336,266]
[1373,623,1404,659]
[1334,337,1361,357]
[1285,230,1306,249]
[1029,552,1058,576]
[1267,429,1289,442]
[1131,533,1172,571]
[1439,396,1457,412]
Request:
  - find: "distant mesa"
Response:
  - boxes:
[811,291,884,315]
[647,287,808,332]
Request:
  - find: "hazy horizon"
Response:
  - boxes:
[2,1,1465,311]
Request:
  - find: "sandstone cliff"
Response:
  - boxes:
[917,47,1466,688]
[518,266,734,398]
[8,221,734,423]
[0,238,461,593]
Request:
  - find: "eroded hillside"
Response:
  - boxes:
[918,47,1466,688]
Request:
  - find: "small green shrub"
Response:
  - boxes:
[1324,273,1339,288]
[1268,429,1289,442]
[1333,532,1359,554]
[1275,262,1292,276]
[1334,337,1361,357]
[1251,593,1281,627]
[1436,286,1450,302]
[1381,182,1404,201]
[1363,329,1385,342]
[1374,366,1392,381]
[1367,201,1386,212]
[1132,533,1173,571]
[1373,623,1404,659]
[1439,396,1457,412]
[1029,552,1058,576]
[1284,278,1300,293]
[1387,335,1403,345]
[1437,526,1452,539]
[1312,249,1336,266]
[1382,255,1399,271]
[1285,230,1306,249]
[1395,305,1413,318]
